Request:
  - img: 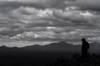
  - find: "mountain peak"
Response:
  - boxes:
[45,41,72,47]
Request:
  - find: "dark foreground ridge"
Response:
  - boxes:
[0,41,100,66]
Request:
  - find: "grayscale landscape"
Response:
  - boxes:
[0,0,99,66]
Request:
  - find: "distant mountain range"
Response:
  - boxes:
[0,41,100,54]
[0,41,81,53]
[21,41,81,52]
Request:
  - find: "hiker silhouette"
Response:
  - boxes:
[81,38,90,57]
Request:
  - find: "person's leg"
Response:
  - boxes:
[82,49,85,57]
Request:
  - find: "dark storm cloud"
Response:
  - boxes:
[0,0,76,9]
[0,5,98,31]
[0,0,99,42]
[0,0,98,28]
[74,0,100,11]
[0,0,100,12]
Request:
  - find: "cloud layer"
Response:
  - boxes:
[0,0,99,47]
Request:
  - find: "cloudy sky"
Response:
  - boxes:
[0,0,100,47]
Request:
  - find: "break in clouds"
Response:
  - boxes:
[0,0,100,47]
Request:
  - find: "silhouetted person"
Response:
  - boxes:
[81,38,90,57]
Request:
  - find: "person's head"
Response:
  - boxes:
[81,38,86,42]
